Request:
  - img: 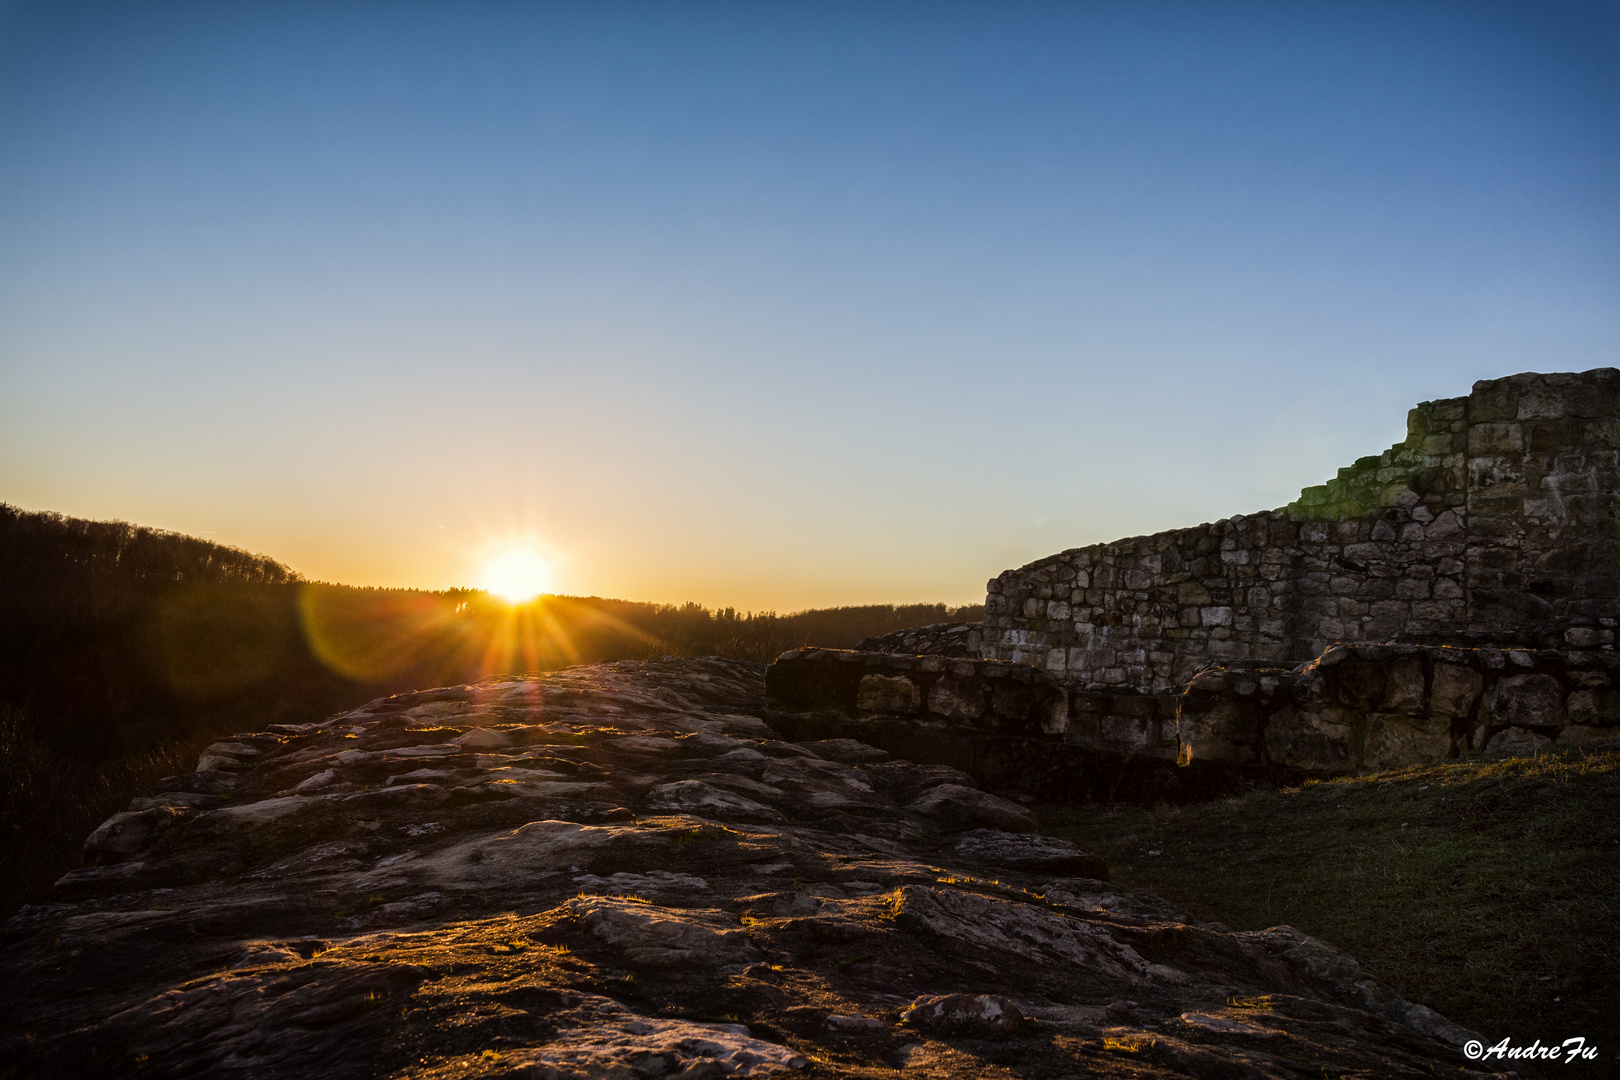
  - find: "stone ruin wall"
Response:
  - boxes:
[763,638,1620,792]
[1176,641,1620,775]
[982,369,1620,694]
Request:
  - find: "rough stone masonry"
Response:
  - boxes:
[983,368,1620,691]
[765,370,1620,785]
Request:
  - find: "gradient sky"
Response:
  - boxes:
[2,1,1617,611]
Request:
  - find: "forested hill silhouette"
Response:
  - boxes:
[1,506,307,746]
[0,503,978,914]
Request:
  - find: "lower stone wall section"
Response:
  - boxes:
[764,648,1177,759]
[765,644,1620,800]
[1177,642,1620,773]
[764,648,1068,737]
[766,649,1270,803]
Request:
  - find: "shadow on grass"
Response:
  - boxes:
[1036,740,1620,1060]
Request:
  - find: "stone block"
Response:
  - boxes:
[1469,423,1524,454]
[1179,582,1218,608]
[1099,714,1156,752]
[1430,663,1483,716]
[1412,466,1451,495]
[1556,725,1616,746]
[990,684,1040,722]
[1317,618,1351,640]
[1568,381,1620,418]
[1469,386,1518,423]
[1382,657,1426,712]
[1394,579,1430,600]
[1336,662,1386,708]
[1536,542,1597,575]
[1517,386,1567,420]
[1567,668,1613,688]
[1363,712,1452,771]
[1265,706,1355,771]
[1410,600,1461,624]
[1175,698,1262,766]
[1466,514,1519,539]
[1567,686,1620,726]
[1484,674,1566,729]
[1527,421,1577,452]
[1425,510,1465,540]
[858,674,922,714]
[1565,690,1598,726]
[1483,726,1552,756]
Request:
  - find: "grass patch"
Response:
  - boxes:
[1,706,208,918]
[834,953,875,978]
[1037,742,1620,1052]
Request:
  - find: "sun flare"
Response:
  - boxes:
[480,549,552,604]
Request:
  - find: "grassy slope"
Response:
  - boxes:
[1036,741,1620,1056]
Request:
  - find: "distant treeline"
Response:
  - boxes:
[0,502,980,752]
[0,502,977,912]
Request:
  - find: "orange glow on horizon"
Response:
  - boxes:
[479,548,552,604]
[297,582,659,686]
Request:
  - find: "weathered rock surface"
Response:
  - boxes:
[2,658,1490,1078]
[855,622,982,658]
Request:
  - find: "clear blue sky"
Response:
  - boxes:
[1,1,1616,609]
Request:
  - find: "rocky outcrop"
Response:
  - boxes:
[855,622,982,657]
[1,658,1485,1078]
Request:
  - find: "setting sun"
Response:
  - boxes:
[479,549,552,604]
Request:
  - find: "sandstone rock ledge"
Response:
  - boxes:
[1,658,1492,1079]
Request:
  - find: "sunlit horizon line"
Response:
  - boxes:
[479,547,553,605]
[296,579,982,617]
